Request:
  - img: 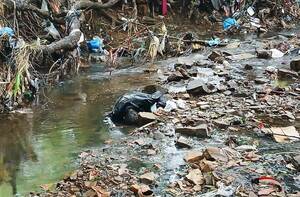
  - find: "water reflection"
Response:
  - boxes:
[0,113,36,195]
[0,68,153,196]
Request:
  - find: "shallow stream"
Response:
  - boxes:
[0,65,154,196]
[1,27,300,196]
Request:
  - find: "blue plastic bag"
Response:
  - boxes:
[87,36,103,53]
[207,37,221,47]
[0,27,14,37]
[223,18,238,30]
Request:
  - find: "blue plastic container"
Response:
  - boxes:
[0,27,14,37]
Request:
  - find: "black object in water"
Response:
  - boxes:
[110,91,166,124]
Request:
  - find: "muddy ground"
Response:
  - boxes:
[28,28,300,197]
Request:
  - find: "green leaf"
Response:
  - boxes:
[13,72,22,97]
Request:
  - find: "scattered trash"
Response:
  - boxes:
[207,37,221,47]
[164,100,178,112]
[87,36,104,53]
[223,18,238,30]
[109,91,166,124]
[0,27,14,37]
[270,49,285,58]
[252,176,284,196]
[247,7,255,16]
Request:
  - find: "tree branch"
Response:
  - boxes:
[74,0,121,10]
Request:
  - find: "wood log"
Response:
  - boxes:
[3,0,122,53]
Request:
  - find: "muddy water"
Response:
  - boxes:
[0,65,154,196]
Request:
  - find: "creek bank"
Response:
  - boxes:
[2,0,300,113]
[32,32,300,196]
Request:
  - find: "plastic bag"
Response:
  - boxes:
[223,18,238,30]
[87,36,103,53]
[0,27,14,37]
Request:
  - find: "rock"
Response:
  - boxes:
[186,169,204,185]
[244,64,253,70]
[181,93,190,99]
[256,50,272,59]
[186,79,204,92]
[84,190,97,197]
[114,176,123,182]
[227,53,256,61]
[197,101,209,106]
[262,126,300,143]
[164,100,178,112]
[200,104,210,110]
[199,159,218,172]
[203,147,228,162]
[153,131,165,140]
[91,186,110,197]
[89,54,107,63]
[223,60,231,67]
[175,124,210,138]
[291,155,300,171]
[217,84,228,91]
[130,184,153,196]
[177,67,190,79]
[177,54,206,66]
[134,139,145,146]
[167,71,184,82]
[265,66,276,74]
[226,42,240,49]
[140,172,157,184]
[138,185,154,196]
[283,111,295,120]
[184,151,204,163]
[235,145,257,152]
[197,67,214,77]
[278,69,299,78]
[70,171,78,180]
[138,112,157,124]
[227,80,238,90]
[290,58,300,72]
[223,90,232,96]
[270,48,285,58]
[168,85,187,94]
[194,59,211,67]
[228,126,240,132]
[130,184,141,193]
[208,50,223,62]
[187,80,218,95]
[176,136,192,149]
[213,119,230,129]
[255,78,269,84]
[147,149,156,155]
